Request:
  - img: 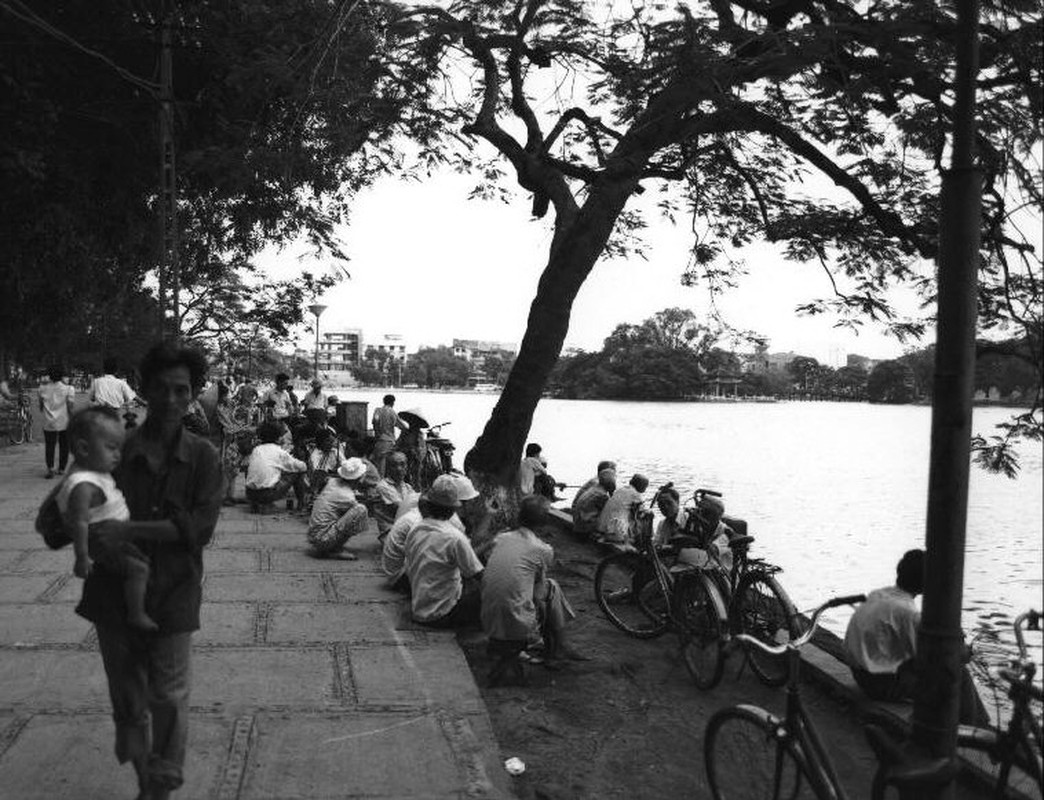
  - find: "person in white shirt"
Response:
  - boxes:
[403,474,484,628]
[306,457,373,559]
[844,549,988,725]
[245,421,307,511]
[372,451,418,538]
[596,473,649,546]
[261,373,298,421]
[90,358,139,411]
[38,365,77,477]
[299,379,327,412]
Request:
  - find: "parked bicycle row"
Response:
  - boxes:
[575,475,1041,798]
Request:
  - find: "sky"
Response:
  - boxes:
[258,168,929,368]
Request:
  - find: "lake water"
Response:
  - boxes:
[335,388,1042,684]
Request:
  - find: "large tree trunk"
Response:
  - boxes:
[463,177,640,517]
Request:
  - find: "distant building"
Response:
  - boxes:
[364,333,408,363]
[317,329,362,373]
[765,351,798,372]
[452,339,517,362]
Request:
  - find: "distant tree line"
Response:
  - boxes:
[543,309,1040,408]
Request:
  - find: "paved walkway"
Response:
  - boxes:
[0,442,509,799]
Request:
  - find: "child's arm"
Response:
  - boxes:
[65,483,104,578]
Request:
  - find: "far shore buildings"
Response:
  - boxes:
[315,329,406,385]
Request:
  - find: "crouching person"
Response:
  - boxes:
[244,421,307,512]
[306,457,373,560]
[481,495,586,680]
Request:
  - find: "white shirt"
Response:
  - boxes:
[90,374,136,410]
[56,469,131,524]
[38,380,76,431]
[300,389,327,411]
[382,506,464,581]
[844,585,920,674]
[308,480,358,537]
[404,517,483,622]
[245,442,306,489]
[597,485,644,544]
[518,456,547,494]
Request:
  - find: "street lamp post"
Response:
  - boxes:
[307,303,327,380]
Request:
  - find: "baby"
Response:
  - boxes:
[57,407,156,631]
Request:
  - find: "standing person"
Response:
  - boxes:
[90,358,139,412]
[262,373,298,423]
[75,341,223,799]
[481,495,585,665]
[214,382,252,505]
[38,365,77,477]
[403,475,484,628]
[844,548,989,725]
[300,378,327,412]
[371,394,407,476]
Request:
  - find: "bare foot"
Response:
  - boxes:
[129,613,160,632]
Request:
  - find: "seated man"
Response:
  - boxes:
[245,421,307,511]
[844,548,988,725]
[481,495,585,669]
[403,475,484,628]
[518,443,565,500]
[657,490,735,572]
[571,466,616,537]
[306,457,373,560]
[372,451,418,540]
[596,473,649,546]
[306,428,345,500]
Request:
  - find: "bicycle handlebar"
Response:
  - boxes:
[734,593,866,657]
[1013,609,1041,660]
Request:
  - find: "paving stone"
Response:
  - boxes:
[213,519,259,533]
[197,602,258,646]
[0,574,63,603]
[328,573,407,603]
[192,647,339,710]
[0,604,91,645]
[204,549,261,572]
[267,603,406,644]
[213,532,301,550]
[239,712,467,799]
[203,573,327,603]
[270,549,381,574]
[0,519,38,535]
[10,549,69,573]
[0,713,230,800]
[349,643,486,712]
[0,649,109,709]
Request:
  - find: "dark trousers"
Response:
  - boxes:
[95,625,193,792]
[852,660,989,726]
[44,429,69,471]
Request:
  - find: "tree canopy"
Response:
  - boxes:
[387,0,1040,481]
[1,0,434,369]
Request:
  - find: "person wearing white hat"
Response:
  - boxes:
[403,474,484,627]
[306,457,371,559]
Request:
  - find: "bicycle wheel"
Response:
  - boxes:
[959,724,1043,800]
[732,572,801,687]
[8,411,25,445]
[676,572,727,690]
[594,551,669,639]
[705,706,807,800]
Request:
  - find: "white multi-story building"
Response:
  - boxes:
[364,333,407,363]
[316,329,363,373]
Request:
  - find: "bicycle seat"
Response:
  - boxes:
[728,534,755,550]
[864,724,958,797]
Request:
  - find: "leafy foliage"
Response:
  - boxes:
[388,0,1041,475]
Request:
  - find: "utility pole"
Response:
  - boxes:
[912,0,982,795]
[158,1,179,341]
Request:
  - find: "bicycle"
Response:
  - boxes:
[688,488,804,688]
[593,483,730,688]
[6,396,33,444]
[703,594,870,799]
[866,609,1042,800]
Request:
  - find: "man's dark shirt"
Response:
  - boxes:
[76,427,223,633]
